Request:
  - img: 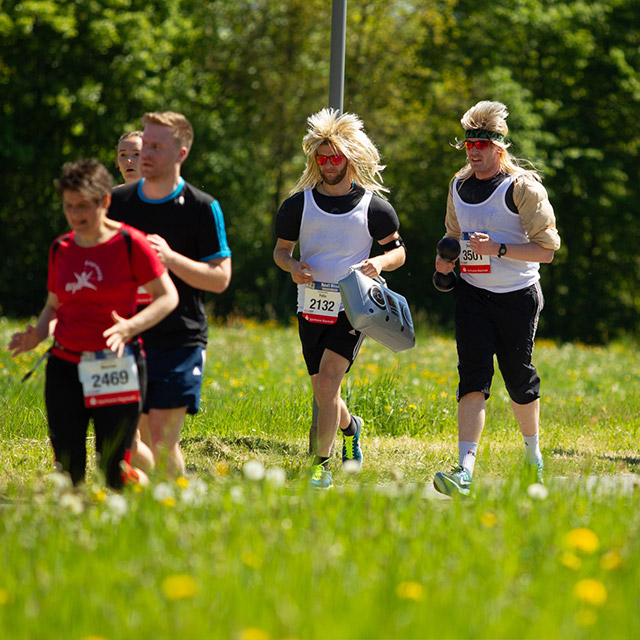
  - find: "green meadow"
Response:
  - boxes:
[0,316,639,640]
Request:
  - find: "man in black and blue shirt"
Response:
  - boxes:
[110,111,231,475]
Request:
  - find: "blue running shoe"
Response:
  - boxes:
[342,416,363,470]
[309,464,333,489]
[433,465,473,497]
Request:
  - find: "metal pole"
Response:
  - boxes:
[329,0,347,113]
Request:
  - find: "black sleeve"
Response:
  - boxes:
[367,195,400,241]
[274,192,304,241]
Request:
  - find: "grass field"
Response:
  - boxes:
[1,315,639,639]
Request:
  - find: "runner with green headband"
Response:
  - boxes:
[433,100,561,497]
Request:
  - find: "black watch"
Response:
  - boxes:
[498,243,507,258]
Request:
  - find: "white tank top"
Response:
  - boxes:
[297,187,373,311]
[452,176,540,293]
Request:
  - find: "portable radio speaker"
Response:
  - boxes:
[338,269,415,353]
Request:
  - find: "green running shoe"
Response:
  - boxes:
[433,465,473,497]
[309,464,333,489]
[342,416,363,470]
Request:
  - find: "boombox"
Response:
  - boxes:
[339,269,415,353]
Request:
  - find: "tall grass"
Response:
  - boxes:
[0,316,639,639]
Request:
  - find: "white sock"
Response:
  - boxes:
[523,433,542,465]
[458,441,478,476]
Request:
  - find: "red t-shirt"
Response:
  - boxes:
[48,224,165,361]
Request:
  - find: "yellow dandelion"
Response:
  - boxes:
[408,404,417,410]
[480,512,497,528]
[162,497,176,508]
[0,588,8,605]
[573,579,607,607]
[175,477,189,489]
[561,552,582,570]
[80,636,108,640]
[215,461,230,476]
[600,550,622,571]
[238,628,271,640]
[161,574,199,601]
[241,550,263,569]
[93,489,107,503]
[384,405,392,411]
[396,581,424,601]
[563,528,600,554]
[575,609,598,628]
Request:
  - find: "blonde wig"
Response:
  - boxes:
[290,108,389,197]
[454,101,540,183]
[142,111,194,152]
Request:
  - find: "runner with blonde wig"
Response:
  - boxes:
[454,101,540,182]
[432,100,561,498]
[274,107,406,489]
[291,108,388,197]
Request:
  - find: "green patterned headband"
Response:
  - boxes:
[465,129,506,142]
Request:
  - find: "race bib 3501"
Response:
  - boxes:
[460,232,491,274]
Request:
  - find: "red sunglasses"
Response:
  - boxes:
[315,154,345,165]
[464,139,492,150]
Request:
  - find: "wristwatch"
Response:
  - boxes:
[498,243,507,258]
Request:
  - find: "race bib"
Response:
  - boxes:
[303,282,341,324]
[459,232,491,274]
[78,346,141,408]
[135,285,154,306]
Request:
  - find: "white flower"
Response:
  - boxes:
[230,485,244,504]
[343,460,361,476]
[59,491,84,515]
[180,479,207,506]
[527,483,549,500]
[48,471,72,493]
[243,460,265,481]
[152,482,175,503]
[265,467,286,488]
[106,493,128,518]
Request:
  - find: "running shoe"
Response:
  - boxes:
[309,464,333,489]
[433,465,473,497]
[523,459,544,485]
[342,416,363,470]
[120,461,149,487]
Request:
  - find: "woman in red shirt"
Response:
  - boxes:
[9,159,178,488]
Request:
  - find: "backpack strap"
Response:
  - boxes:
[119,226,133,263]
[51,233,72,262]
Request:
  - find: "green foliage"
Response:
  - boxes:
[1,0,639,341]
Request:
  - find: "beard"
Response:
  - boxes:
[321,162,349,186]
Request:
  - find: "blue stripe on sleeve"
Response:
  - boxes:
[202,200,232,261]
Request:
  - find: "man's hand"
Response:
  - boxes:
[291,261,313,284]
[359,258,383,279]
[469,232,500,256]
[146,234,175,266]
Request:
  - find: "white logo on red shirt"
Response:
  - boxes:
[65,260,103,294]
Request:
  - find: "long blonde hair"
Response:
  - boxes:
[290,108,389,197]
[455,101,540,183]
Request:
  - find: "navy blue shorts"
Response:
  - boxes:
[143,346,206,415]
[454,278,543,405]
[297,311,364,376]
